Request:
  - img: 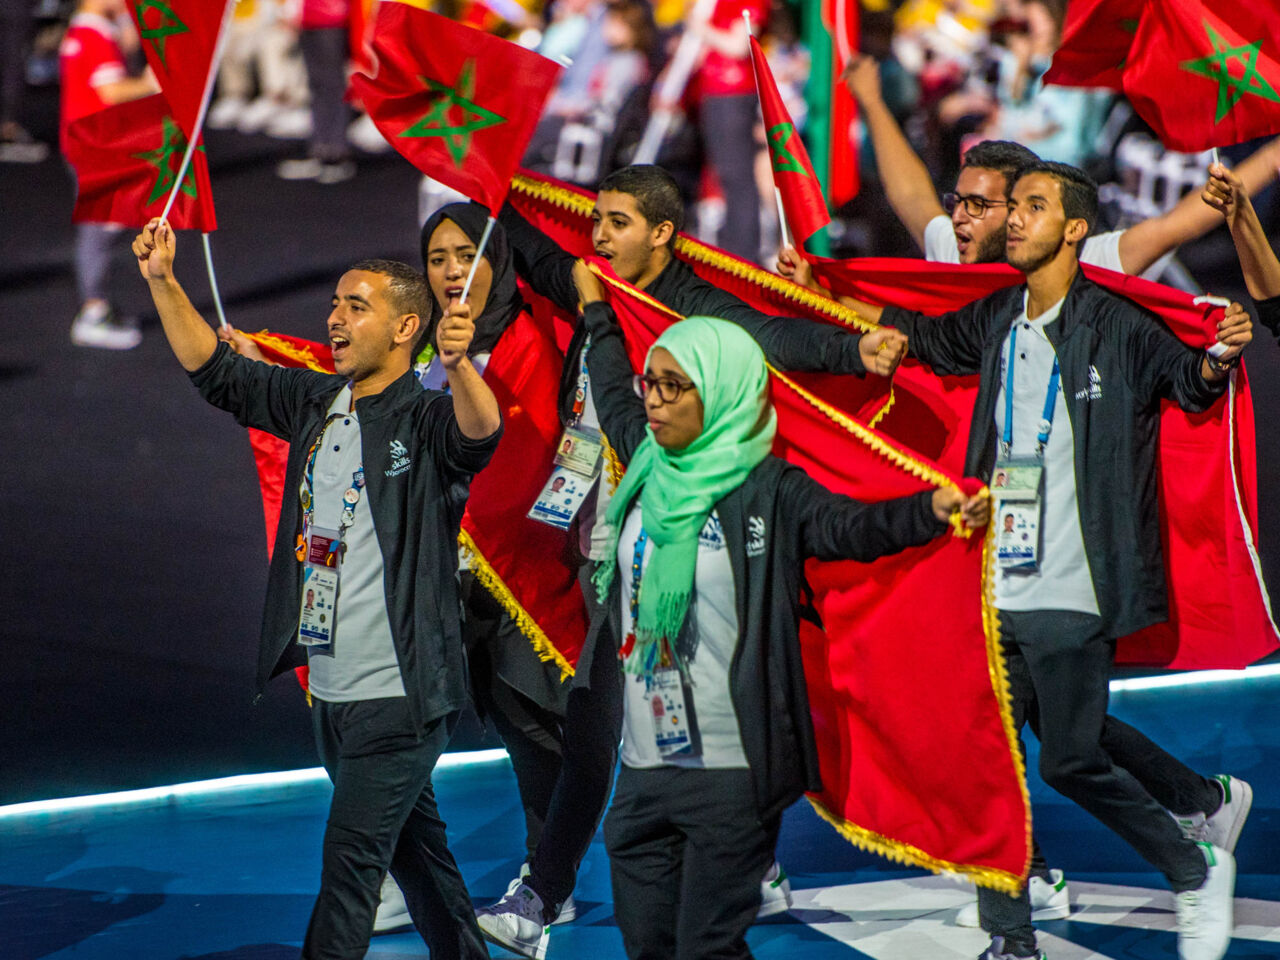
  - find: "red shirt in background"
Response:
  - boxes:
[59,12,127,153]
[697,0,769,98]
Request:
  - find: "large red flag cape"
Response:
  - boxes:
[242,310,589,681]
[749,34,830,242]
[347,0,562,212]
[1047,0,1280,151]
[65,92,216,230]
[129,0,232,139]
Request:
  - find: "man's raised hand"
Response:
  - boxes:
[858,326,909,377]
[1201,162,1244,225]
[437,299,475,370]
[842,55,882,105]
[132,218,176,282]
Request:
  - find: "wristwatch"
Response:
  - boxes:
[1204,349,1238,374]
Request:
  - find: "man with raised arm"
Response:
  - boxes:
[1203,161,1280,341]
[837,162,1251,960]
[829,55,1280,274]
[133,218,501,960]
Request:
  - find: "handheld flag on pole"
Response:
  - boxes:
[66,92,216,231]
[749,27,831,244]
[1042,0,1143,91]
[130,0,235,141]
[348,0,562,213]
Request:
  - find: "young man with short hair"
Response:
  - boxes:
[134,218,501,959]
[839,163,1251,960]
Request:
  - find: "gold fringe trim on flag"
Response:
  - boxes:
[458,528,576,681]
[602,433,624,494]
[806,795,1025,894]
[244,331,332,373]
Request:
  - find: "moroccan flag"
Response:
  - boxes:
[129,0,233,139]
[750,34,830,243]
[242,308,588,680]
[1122,0,1280,151]
[66,92,216,230]
[348,0,562,213]
[1043,0,1144,91]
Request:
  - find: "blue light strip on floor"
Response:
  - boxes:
[0,748,510,820]
[1109,662,1280,692]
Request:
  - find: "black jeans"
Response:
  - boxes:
[525,558,624,917]
[977,610,1208,952]
[605,765,779,960]
[700,93,760,263]
[306,698,486,960]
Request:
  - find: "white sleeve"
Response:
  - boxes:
[922,214,960,264]
[1079,230,1125,273]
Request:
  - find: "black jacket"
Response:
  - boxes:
[882,271,1225,638]
[190,343,501,727]
[498,203,869,424]
[578,302,946,821]
[1256,293,1280,342]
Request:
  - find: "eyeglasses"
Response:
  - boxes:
[942,192,1005,219]
[633,373,697,404]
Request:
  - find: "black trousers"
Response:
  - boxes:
[299,27,350,162]
[700,93,761,263]
[605,766,779,960]
[525,559,624,916]
[978,610,1208,951]
[305,698,486,960]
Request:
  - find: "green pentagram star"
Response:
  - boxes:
[767,122,805,175]
[132,115,200,206]
[134,0,189,69]
[1180,19,1280,124]
[399,59,506,167]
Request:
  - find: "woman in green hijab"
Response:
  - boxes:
[571,263,988,960]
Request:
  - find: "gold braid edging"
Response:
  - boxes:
[602,434,624,494]
[458,529,576,681]
[806,795,1024,894]
[244,331,331,373]
[980,519,1033,884]
[508,174,879,333]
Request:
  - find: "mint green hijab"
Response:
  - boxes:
[595,316,777,673]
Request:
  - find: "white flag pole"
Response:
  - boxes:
[202,232,229,330]
[460,216,497,304]
[634,0,717,163]
[159,0,236,225]
[774,186,791,250]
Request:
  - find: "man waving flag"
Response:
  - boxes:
[349,0,562,212]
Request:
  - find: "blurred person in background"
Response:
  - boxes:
[207,0,311,139]
[0,0,50,161]
[60,0,155,349]
[277,0,355,184]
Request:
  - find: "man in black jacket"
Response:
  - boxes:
[132,218,502,960]
[838,163,1252,960]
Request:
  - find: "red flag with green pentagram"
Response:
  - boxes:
[66,92,217,230]
[1122,0,1280,151]
[129,0,232,140]
[749,34,830,243]
[348,0,562,213]
[1043,0,1145,91]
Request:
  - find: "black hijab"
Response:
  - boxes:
[419,201,524,356]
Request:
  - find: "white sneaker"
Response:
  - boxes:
[757,861,793,918]
[955,869,1070,927]
[372,872,412,934]
[206,97,247,130]
[71,303,141,350]
[1173,776,1252,854]
[237,96,284,134]
[276,157,323,180]
[476,881,549,960]
[1175,842,1235,960]
[494,864,577,925]
[265,105,312,139]
[315,159,356,185]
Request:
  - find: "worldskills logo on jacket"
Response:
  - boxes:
[1075,365,1103,402]
[747,516,767,558]
[386,439,411,477]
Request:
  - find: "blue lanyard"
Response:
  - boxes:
[571,334,591,425]
[1001,324,1060,460]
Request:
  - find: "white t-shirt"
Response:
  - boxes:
[305,386,407,701]
[618,505,748,769]
[922,214,1125,272]
[992,295,1099,616]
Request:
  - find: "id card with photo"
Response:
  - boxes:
[298,526,341,649]
[528,466,593,530]
[995,500,1041,571]
[553,425,604,480]
[990,459,1043,502]
[647,667,696,758]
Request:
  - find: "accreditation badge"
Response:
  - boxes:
[647,667,696,758]
[298,526,341,651]
[528,426,605,529]
[993,459,1044,571]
